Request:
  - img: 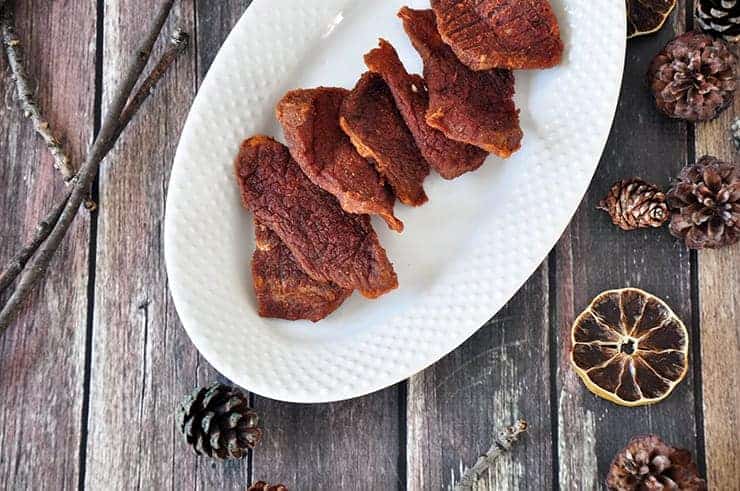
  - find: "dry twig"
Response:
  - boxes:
[453,419,528,491]
[84,25,188,210]
[0,190,71,293]
[0,0,182,332]
[1,7,74,182]
[117,28,189,140]
[81,26,188,208]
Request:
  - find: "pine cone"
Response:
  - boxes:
[607,435,706,490]
[248,482,288,491]
[598,178,670,231]
[696,0,740,42]
[648,32,737,122]
[178,383,262,460]
[667,156,739,249]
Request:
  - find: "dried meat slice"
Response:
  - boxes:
[276,88,403,232]
[252,219,352,322]
[235,136,398,299]
[399,7,523,158]
[340,72,430,206]
[364,39,488,180]
[430,0,563,70]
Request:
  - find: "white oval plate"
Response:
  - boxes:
[166,0,626,403]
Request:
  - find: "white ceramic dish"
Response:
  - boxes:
[165,0,626,403]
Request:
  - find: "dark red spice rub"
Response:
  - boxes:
[399,7,523,158]
[364,39,488,179]
[235,136,398,299]
[252,219,352,322]
[430,0,563,70]
[276,88,403,232]
[340,72,430,206]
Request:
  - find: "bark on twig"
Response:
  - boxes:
[453,420,528,491]
[1,6,75,182]
[84,15,187,208]
[117,28,189,136]
[0,0,178,332]
[0,191,71,293]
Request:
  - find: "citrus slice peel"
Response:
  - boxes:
[570,288,689,407]
[627,0,678,39]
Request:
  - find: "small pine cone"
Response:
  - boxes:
[648,32,737,122]
[248,482,288,491]
[607,435,706,490]
[696,0,740,43]
[667,156,739,249]
[178,383,262,460]
[598,178,670,231]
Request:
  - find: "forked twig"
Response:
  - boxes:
[0,0,181,332]
[1,7,74,182]
[453,420,528,491]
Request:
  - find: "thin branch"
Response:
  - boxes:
[84,6,185,211]
[81,27,189,207]
[1,6,75,182]
[117,28,189,138]
[108,0,176,132]
[0,0,178,332]
[453,420,528,491]
[84,28,190,211]
[0,190,71,293]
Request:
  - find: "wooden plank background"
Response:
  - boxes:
[0,1,95,489]
[0,1,737,489]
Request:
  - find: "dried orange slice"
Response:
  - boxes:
[570,288,689,407]
[627,0,677,39]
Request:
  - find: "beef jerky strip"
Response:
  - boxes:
[252,219,352,322]
[364,39,488,179]
[340,72,429,206]
[399,7,523,158]
[430,0,563,71]
[235,135,398,299]
[277,87,404,232]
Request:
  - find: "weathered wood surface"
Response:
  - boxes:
[555,4,699,489]
[693,4,740,486]
[0,1,95,489]
[407,266,552,490]
[0,1,737,490]
[84,1,250,489]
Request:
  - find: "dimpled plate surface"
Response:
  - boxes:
[165,0,626,402]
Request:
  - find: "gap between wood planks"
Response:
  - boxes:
[76,1,106,489]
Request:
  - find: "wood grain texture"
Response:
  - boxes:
[406,266,552,490]
[555,5,700,489]
[0,1,95,489]
[693,16,740,488]
[83,2,250,489]
[252,390,403,489]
